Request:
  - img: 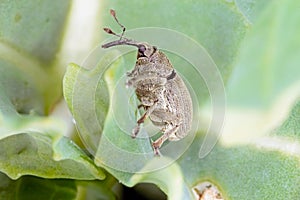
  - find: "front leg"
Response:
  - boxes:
[132,101,158,138]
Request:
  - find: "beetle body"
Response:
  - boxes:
[127,44,193,145]
[102,10,193,155]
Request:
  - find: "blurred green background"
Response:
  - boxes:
[1,0,300,199]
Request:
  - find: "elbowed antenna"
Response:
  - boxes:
[101,9,141,49]
[101,27,140,49]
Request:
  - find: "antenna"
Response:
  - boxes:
[102,9,141,49]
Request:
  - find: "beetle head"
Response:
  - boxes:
[137,43,157,58]
[102,10,157,59]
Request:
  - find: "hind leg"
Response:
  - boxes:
[152,124,179,156]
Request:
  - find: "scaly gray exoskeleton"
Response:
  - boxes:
[102,9,193,155]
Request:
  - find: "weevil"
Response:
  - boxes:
[101,9,193,155]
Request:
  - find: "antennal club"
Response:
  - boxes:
[103,27,118,37]
[110,9,126,39]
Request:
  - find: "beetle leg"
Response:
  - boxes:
[137,104,146,109]
[152,124,179,156]
[132,102,157,138]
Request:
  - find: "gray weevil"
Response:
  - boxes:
[102,9,193,155]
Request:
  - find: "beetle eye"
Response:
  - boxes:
[138,45,146,53]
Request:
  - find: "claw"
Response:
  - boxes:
[151,139,162,156]
[131,126,140,138]
[153,147,162,157]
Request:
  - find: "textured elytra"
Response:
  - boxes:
[102,10,193,155]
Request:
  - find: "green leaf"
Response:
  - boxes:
[0,131,105,180]
[0,0,71,114]
[0,90,105,180]
[0,0,110,183]
[97,157,194,200]
[178,134,300,199]
[235,0,273,23]
[227,0,300,108]
[223,0,300,144]
[94,53,153,171]
[64,50,154,170]
[178,101,300,199]
[63,51,116,155]
[0,173,77,200]
[272,99,300,139]
[0,0,71,63]
[128,157,194,200]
